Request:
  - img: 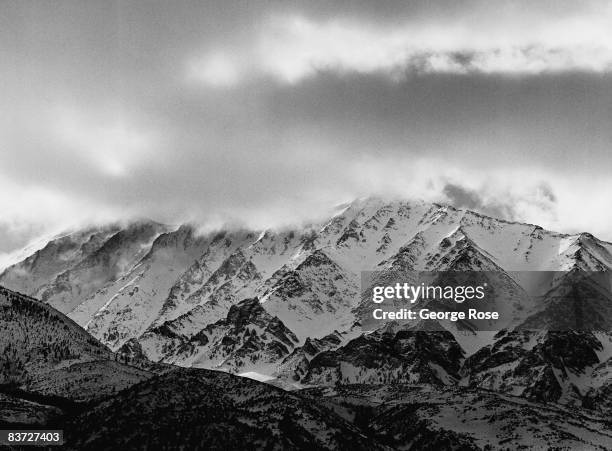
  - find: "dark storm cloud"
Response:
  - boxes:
[442,183,516,220]
[265,72,612,171]
[1,0,612,259]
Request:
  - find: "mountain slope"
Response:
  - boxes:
[2,193,612,449]
[463,329,611,406]
[302,384,612,450]
[136,297,299,374]
[69,225,211,349]
[301,328,464,386]
[2,197,612,381]
[0,285,154,405]
[0,225,121,300]
[65,368,386,451]
[260,250,359,341]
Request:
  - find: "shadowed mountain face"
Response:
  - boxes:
[0,286,156,407]
[300,385,612,450]
[301,329,464,386]
[64,368,385,451]
[1,222,169,315]
[463,330,605,404]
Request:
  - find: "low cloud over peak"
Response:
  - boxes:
[2,0,612,255]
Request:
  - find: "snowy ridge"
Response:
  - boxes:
[1,197,612,410]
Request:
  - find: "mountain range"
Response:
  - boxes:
[2,197,612,449]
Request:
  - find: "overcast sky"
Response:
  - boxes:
[1,0,612,260]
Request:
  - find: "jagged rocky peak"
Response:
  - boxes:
[2,196,612,384]
[4,219,170,314]
[437,238,501,271]
[300,328,465,386]
[144,297,300,373]
[319,197,384,237]
[464,329,605,403]
[275,330,347,381]
[79,220,167,265]
[306,330,344,352]
[221,298,298,346]
[226,297,268,327]
[362,204,395,232]
[583,347,612,415]
[296,249,336,269]
[265,253,341,299]
[0,224,121,297]
[148,223,203,251]
[260,247,358,341]
[215,248,255,278]
[117,337,149,361]
[336,218,363,246]
[572,233,612,270]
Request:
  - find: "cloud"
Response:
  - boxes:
[187,51,242,87]
[342,158,612,241]
[441,180,561,227]
[2,0,612,255]
[442,183,516,220]
[0,178,122,267]
[188,7,612,86]
[51,106,153,177]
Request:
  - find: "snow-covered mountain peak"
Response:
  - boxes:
[1,197,611,378]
